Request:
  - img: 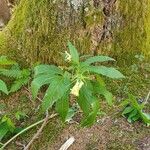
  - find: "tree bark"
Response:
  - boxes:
[0,0,149,66]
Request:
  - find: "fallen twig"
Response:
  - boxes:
[59,137,75,150]
[144,91,150,104]
[24,111,50,150]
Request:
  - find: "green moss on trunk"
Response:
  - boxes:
[0,0,149,66]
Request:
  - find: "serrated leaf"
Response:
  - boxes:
[31,74,54,99]
[92,81,113,106]
[0,80,8,95]
[9,77,29,93]
[0,68,22,78]
[88,66,125,79]
[34,64,63,77]
[77,83,100,127]
[81,98,99,127]
[83,56,115,65]
[42,75,71,111]
[67,41,79,63]
[55,93,69,122]
[77,86,92,116]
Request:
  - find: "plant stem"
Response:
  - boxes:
[0,119,45,150]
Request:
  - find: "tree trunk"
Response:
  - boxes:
[0,0,149,66]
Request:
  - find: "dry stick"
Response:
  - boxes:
[24,87,42,102]
[144,91,150,104]
[59,137,75,150]
[0,114,57,150]
[24,112,50,150]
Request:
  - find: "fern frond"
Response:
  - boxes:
[0,56,16,66]
[10,77,30,93]
[0,69,22,78]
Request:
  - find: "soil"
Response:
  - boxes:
[48,117,150,150]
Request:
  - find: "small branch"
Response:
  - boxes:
[59,137,75,150]
[24,111,50,150]
[144,91,150,104]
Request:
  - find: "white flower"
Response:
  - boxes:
[65,51,72,62]
[70,80,84,97]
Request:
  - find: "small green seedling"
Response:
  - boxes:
[0,56,31,94]
[0,116,16,141]
[121,94,150,126]
[15,111,28,121]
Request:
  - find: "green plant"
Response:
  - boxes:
[0,56,31,94]
[15,111,28,121]
[0,116,47,150]
[0,56,16,94]
[0,116,16,141]
[121,94,150,126]
[0,80,8,95]
[31,41,124,126]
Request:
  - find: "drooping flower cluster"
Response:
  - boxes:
[70,80,84,96]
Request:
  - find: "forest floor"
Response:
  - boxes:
[0,60,150,150]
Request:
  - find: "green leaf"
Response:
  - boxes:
[122,106,134,116]
[0,80,8,95]
[77,86,92,116]
[1,116,15,132]
[140,112,150,125]
[31,74,54,99]
[55,93,69,122]
[0,68,22,78]
[128,94,143,110]
[0,56,16,66]
[34,64,63,77]
[15,111,28,121]
[120,99,130,107]
[42,75,71,111]
[132,114,140,122]
[67,41,79,63]
[9,77,29,93]
[83,56,115,65]
[0,115,16,141]
[81,98,100,127]
[127,109,138,123]
[88,66,125,79]
[77,83,100,127]
[0,122,9,141]
[92,81,113,106]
